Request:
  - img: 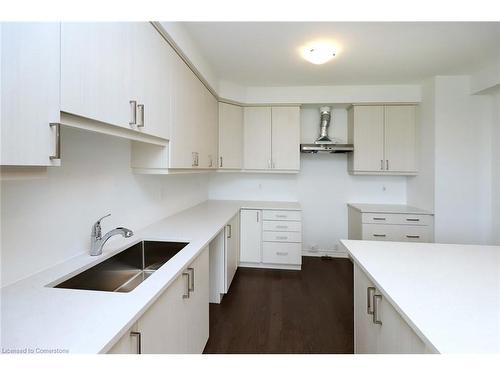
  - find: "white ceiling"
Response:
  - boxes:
[182,22,500,86]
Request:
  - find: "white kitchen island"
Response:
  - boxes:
[341,240,500,353]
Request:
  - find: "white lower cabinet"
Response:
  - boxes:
[107,247,209,354]
[354,263,431,354]
[240,209,302,269]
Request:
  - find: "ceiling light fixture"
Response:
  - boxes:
[301,42,337,65]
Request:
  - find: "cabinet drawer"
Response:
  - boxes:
[362,224,399,241]
[362,213,432,226]
[362,224,432,242]
[263,220,301,232]
[262,231,302,243]
[262,242,301,265]
[262,210,301,221]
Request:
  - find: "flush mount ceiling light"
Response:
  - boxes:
[301,42,337,65]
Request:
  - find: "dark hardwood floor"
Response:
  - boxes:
[203,256,354,354]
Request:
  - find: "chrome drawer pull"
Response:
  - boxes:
[276,252,288,256]
[227,224,232,238]
[182,272,190,299]
[406,235,420,239]
[276,225,288,229]
[130,331,141,354]
[373,294,383,325]
[373,217,386,221]
[406,218,420,222]
[49,123,61,160]
[373,234,386,237]
[276,236,288,240]
[137,104,144,127]
[187,267,195,292]
[129,100,137,125]
[367,287,375,314]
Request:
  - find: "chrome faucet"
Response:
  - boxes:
[90,214,134,256]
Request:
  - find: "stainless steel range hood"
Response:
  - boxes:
[300,106,354,153]
[300,143,354,153]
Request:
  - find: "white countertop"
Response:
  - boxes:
[1,200,300,354]
[347,203,433,215]
[341,240,500,353]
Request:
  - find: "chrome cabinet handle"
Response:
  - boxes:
[130,331,141,354]
[137,104,144,128]
[256,211,259,222]
[380,160,384,170]
[219,156,223,168]
[373,234,386,237]
[49,123,61,160]
[367,287,375,314]
[386,160,389,170]
[129,100,137,125]
[192,152,199,167]
[406,235,420,239]
[276,225,288,229]
[406,218,420,222]
[276,251,288,256]
[182,272,190,299]
[187,267,195,292]
[227,224,232,239]
[372,217,386,221]
[276,236,288,240]
[373,294,383,325]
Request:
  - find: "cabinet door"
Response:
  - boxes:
[354,264,378,353]
[61,23,134,129]
[170,52,204,168]
[199,89,218,169]
[271,106,300,170]
[219,102,243,169]
[1,23,60,166]
[132,23,172,139]
[384,105,417,173]
[225,214,240,292]
[137,272,188,353]
[243,107,272,170]
[240,210,262,263]
[352,106,385,172]
[107,323,140,354]
[186,247,210,353]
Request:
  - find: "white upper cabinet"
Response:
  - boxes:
[132,23,172,140]
[61,23,135,130]
[271,107,300,170]
[243,106,300,172]
[168,51,218,170]
[348,104,417,175]
[384,105,417,173]
[1,23,61,166]
[243,107,272,170]
[218,102,243,169]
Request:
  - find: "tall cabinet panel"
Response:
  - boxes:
[271,106,300,170]
[243,107,272,170]
[61,22,135,129]
[218,102,243,169]
[240,209,262,263]
[384,105,416,173]
[132,23,172,139]
[348,105,385,172]
[1,23,60,166]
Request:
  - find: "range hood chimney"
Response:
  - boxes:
[315,106,333,144]
[299,106,354,154]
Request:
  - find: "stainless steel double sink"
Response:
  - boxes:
[54,241,189,293]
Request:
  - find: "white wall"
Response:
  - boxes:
[433,76,492,244]
[492,92,500,245]
[407,78,435,212]
[0,127,209,287]
[209,107,407,254]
